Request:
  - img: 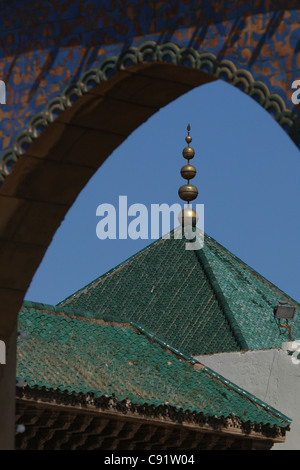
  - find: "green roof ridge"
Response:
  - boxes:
[22,300,197,361]
[120,313,291,426]
[22,300,135,325]
[60,226,300,311]
[18,302,291,427]
[132,303,290,425]
[139,306,291,425]
[101,310,291,425]
[56,227,242,355]
[31,226,300,355]
[194,239,249,350]
[202,365,292,425]
[130,320,193,362]
[204,233,300,308]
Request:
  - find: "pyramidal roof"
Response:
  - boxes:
[57,228,300,356]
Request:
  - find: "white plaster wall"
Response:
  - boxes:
[195,348,300,450]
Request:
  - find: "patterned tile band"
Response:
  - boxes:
[1,40,298,185]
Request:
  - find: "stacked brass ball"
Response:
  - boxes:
[178,124,199,227]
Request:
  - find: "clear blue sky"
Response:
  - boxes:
[25,79,300,305]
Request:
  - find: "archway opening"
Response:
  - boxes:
[1,52,299,451]
[1,57,300,333]
[21,77,300,307]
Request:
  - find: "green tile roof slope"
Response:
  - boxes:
[201,233,300,350]
[58,229,300,353]
[58,233,241,356]
[17,303,291,430]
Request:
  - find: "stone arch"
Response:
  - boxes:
[0,41,298,184]
[1,40,299,334]
[0,39,299,449]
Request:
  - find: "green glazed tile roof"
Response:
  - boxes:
[201,233,300,350]
[17,304,291,430]
[58,232,240,356]
[58,229,300,354]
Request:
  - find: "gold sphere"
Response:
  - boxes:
[178,207,199,227]
[178,184,198,202]
[180,164,196,180]
[182,146,195,160]
[185,135,192,144]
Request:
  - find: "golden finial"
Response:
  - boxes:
[178,124,198,227]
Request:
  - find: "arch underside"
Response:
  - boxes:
[0,41,298,185]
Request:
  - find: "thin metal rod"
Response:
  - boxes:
[279,323,292,341]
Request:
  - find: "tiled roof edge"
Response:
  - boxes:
[205,233,300,309]
[130,320,291,427]
[194,244,249,351]
[21,300,131,324]
[202,365,292,426]
[130,321,192,361]
[20,303,245,364]
[21,301,192,361]
[20,301,291,428]
[16,385,285,435]
[22,300,55,311]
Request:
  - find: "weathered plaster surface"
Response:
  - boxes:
[195,348,300,450]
